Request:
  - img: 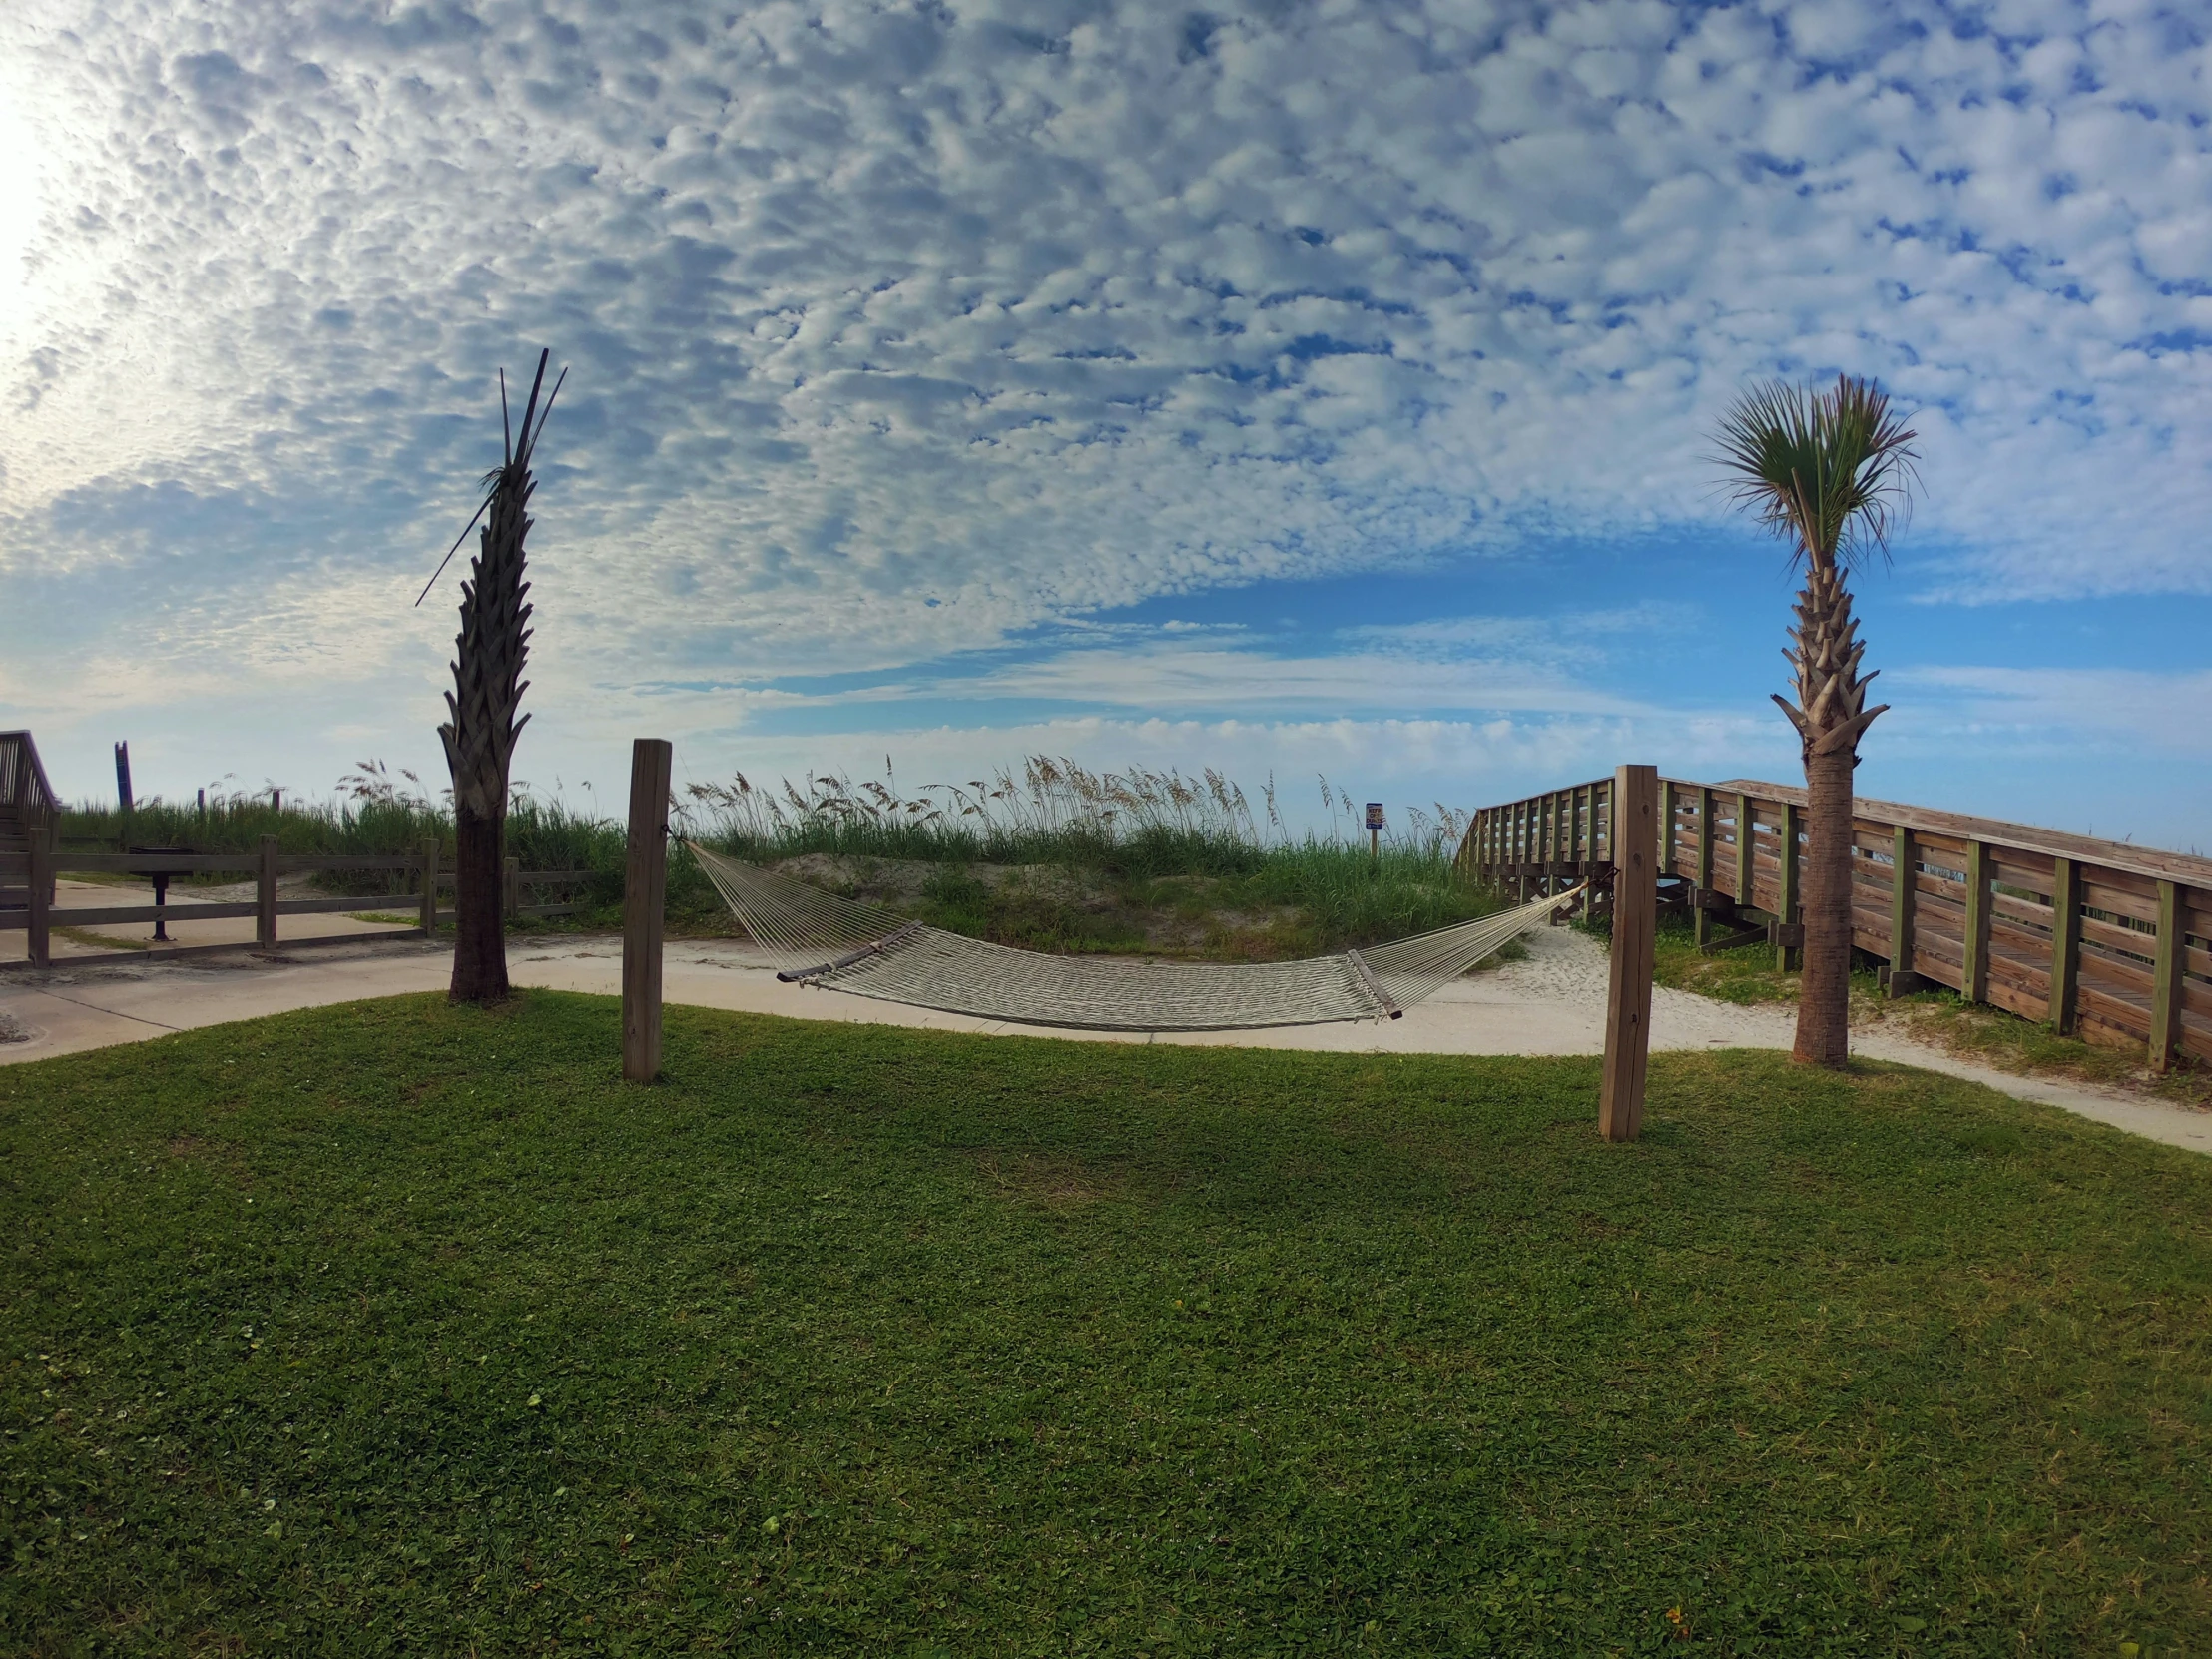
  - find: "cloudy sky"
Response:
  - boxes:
[2,0,2207,846]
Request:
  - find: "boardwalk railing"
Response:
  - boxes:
[1460,774,2212,1073]
[3,837,594,969]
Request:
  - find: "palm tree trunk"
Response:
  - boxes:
[1794,742,1855,1066]
[1780,564,1887,1070]
[449,800,510,1002]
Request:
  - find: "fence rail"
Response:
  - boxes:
[1460,774,2212,1073]
[2,833,595,969]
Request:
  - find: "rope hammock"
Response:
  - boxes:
[688,842,1583,1032]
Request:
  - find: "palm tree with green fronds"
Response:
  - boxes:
[1713,374,1919,1068]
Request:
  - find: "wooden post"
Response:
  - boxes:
[1962,840,1990,1005]
[2048,856,2079,1033]
[2151,880,2184,1075]
[504,855,522,920]
[419,837,439,935]
[27,827,51,969]
[1888,827,1920,997]
[1600,765,1658,1144]
[623,738,673,1083]
[1657,779,1676,881]
[1693,786,1715,946]
[256,834,279,950]
[1774,801,1800,972]
[1734,792,1756,912]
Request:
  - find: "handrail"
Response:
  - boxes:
[0,731,58,834]
[1459,771,2211,1072]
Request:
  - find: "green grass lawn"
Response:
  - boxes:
[5,997,2210,1655]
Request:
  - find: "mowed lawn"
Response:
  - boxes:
[4,996,2210,1656]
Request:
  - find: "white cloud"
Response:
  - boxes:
[1,0,2209,814]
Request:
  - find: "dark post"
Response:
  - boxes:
[623,739,673,1083]
[27,828,51,969]
[1600,764,1658,1144]
[256,834,279,950]
[419,837,439,936]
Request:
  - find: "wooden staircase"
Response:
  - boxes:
[0,732,57,961]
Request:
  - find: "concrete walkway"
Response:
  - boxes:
[3,926,2205,1156]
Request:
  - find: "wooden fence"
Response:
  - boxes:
[1459,774,2212,1073]
[2,837,592,969]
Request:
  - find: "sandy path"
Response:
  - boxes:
[2,924,2204,1156]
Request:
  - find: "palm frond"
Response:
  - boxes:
[1711,374,1920,570]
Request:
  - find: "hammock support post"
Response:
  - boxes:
[1599,763,1658,1143]
[623,738,672,1082]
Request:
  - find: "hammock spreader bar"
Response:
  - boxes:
[688,841,1584,1033]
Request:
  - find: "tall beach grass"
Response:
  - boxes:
[56,756,1497,950]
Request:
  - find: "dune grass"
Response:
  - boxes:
[59,757,1494,958]
[5,995,2210,1654]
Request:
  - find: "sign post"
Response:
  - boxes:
[1365,802,1383,867]
[623,738,673,1083]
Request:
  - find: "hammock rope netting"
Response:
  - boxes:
[688,842,1581,1032]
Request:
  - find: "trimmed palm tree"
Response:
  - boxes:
[1713,374,1918,1068]
[437,349,563,1003]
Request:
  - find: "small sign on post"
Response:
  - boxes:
[1365,802,1383,866]
[623,738,674,1083]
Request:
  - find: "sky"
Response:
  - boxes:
[0,0,2207,849]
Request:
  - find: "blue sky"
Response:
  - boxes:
[1,0,2207,847]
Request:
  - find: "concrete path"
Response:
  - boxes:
[2,925,2205,1156]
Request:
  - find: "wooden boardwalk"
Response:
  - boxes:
[1459,773,2212,1072]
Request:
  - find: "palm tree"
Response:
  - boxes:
[1713,375,1918,1068]
[434,349,562,1003]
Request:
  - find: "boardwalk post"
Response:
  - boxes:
[1962,840,1990,1005]
[623,738,673,1083]
[1694,787,1715,946]
[1734,791,1756,915]
[1600,764,1658,1144]
[1657,779,1676,883]
[419,837,439,936]
[1887,827,1920,996]
[1775,801,1801,972]
[256,834,279,950]
[2049,856,2080,1034]
[2151,881,2184,1075]
[27,827,51,968]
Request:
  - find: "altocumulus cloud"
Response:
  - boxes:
[0,0,2208,795]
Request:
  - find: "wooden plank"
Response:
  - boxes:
[623,738,674,1084]
[1990,857,2052,897]
[1909,949,1962,992]
[2078,912,2157,960]
[257,835,279,951]
[2151,880,2185,1074]
[2080,877,2162,926]
[2079,982,2153,1041]
[1658,779,1676,879]
[1888,827,1917,998]
[1599,765,1657,1144]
